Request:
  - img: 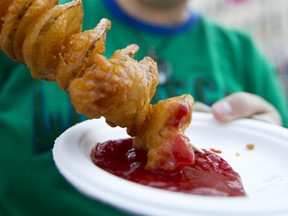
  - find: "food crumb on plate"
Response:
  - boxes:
[246,144,255,150]
[209,148,222,154]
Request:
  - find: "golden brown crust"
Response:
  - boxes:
[56,18,111,90]
[13,0,58,63]
[133,94,194,171]
[0,0,195,172]
[0,0,36,60]
[0,0,14,38]
[68,44,159,134]
[22,0,83,81]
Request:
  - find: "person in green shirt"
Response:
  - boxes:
[0,0,287,216]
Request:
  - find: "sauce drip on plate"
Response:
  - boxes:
[91,138,246,197]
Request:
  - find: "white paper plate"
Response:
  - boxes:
[53,112,288,216]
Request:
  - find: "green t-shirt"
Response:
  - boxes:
[1,0,287,216]
[84,0,288,125]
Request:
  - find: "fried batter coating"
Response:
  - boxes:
[14,0,58,63]
[69,44,159,136]
[0,0,196,172]
[57,18,111,90]
[134,94,195,171]
[22,0,83,81]
[0,0,36,60]
[0,0,13,38]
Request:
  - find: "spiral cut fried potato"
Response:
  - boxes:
[0,0,196,172]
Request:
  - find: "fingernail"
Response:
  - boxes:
[213,101,233,116]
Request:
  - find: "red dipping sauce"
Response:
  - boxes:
[91,138,246,197]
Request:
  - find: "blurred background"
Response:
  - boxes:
[190,0,288,98]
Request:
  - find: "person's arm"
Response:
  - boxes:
[237,34,288,127]
[195,32,288,127]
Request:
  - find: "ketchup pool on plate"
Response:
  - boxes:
[91,138,246,197]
